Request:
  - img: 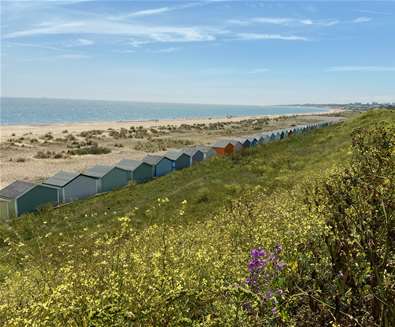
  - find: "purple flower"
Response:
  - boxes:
[273,244,282,254]
[272,307,278,315]
[251,248,266,258]
[248,258,268,272]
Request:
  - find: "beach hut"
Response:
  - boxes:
[0,199,11,221]
[116,159,153,183]
[183,148,204,165]
[235,138,251,148]
[259,132,271,144]
[229,140,243,152]
[165,150,191,170]
[254,134,265,144]
[43,171,98,203]
[0,181,59,218]
[212,140,234,156]
[196,146,216,159]
[83,165,129,193]
[143,155,173,177]
[247,136,258,147]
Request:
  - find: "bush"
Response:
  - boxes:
[68,145,111,156]
[286,124,395,326]
[34,151,51,159]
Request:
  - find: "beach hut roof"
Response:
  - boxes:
[0,180,36,200]
[195,146,215,154]
[44,171,80,187]
[247,136,258,142]
[117,159,147,172]
[235,137,249,143]
[143,154,164,166]
[212,139,232,148]
[165,150,189,161]
[229,140,242,146]
[83,165,116,178]
[182,147,202,156]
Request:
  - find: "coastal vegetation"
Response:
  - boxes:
[0,110,393,325]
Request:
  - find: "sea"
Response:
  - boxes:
[0,97,329,125]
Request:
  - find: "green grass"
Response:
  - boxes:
[0,110,393,261]
[0,109,393,325]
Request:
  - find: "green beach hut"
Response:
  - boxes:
[0,180,59,219]
[83,165,129,193]
[116,159,153,183]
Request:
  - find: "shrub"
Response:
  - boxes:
[34,151,51,159]
[286,123,395,326]
[68,145,111,155]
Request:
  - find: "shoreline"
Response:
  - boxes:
[0,107,343,140]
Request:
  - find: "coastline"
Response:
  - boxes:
[0,107,343,140]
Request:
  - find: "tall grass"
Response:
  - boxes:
[0,109,393,325]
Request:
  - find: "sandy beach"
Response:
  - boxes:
[0,108,344,188]
[0,108,342,140]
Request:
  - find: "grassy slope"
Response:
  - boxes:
[0,109,393,272]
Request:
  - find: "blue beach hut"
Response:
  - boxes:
[165,150,191,170]
[143,155,173,177]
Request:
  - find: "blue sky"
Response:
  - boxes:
[1,0,395,105]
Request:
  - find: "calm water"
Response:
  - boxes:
[0,97,329,125]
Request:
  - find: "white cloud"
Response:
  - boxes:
[57,54,90,59]
[327,66,395,72]
[5,41,63,51]
[352,17,372,23]
[236,33,308,41]
[116,7,171,19]
[227,17,339,27]
[4,20,217,44]
[76,38,94,46]
[252,17,293,25]
[149,47,179,53]
[110,3,202,20]
[226,19,251,26]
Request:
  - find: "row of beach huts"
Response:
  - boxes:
[0,120,338,220]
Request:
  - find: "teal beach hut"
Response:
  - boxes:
[0,181,59,218]
[183,148,204,165]
[196,146,216,159]
[83,165,129,193]
[247,136,258,147]
[116,159,153,183]
[143,155,173,177]
[165,150,191,170]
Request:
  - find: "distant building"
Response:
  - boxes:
[247,136,258,147]
[83,165,129,193]
[116,159,153,183]
[212,140,235,156]
[43,171,98,203]
[143,155,173,177]
[195,146,216,159]
[235,138,251,148]
[182,148,205,165]
[165,150,191,170]
[229,140,243,152]
[0,181,59,219]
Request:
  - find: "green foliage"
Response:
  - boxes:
[134,138,194,152]
[284,122,394,326]
[0,110,393,325]
[67,144,111,155]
